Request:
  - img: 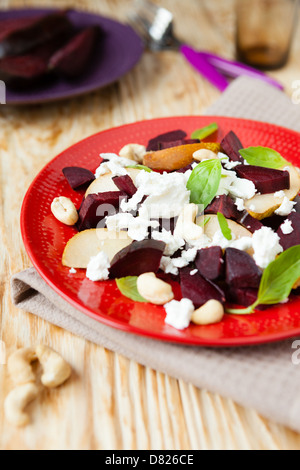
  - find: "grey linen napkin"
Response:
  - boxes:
[11,77,300,433]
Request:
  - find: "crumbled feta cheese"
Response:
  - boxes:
[106,212,159,241]
[216,166,256,200]
[274,190,285,198]
[252,227,283,269]
[86,251,110,281]
[235,198,245,211]
[275,197,296,216]
[164,298,194,330]
[127,171,191,219]
[280,219,294,235]
[160,256,180,276]
[230,237,253,251]
[181,248,198,263]
[210,229,235,250]
[95,153,134,178]
[69,268,77,274]
[152,229,185,256]
[190,269,198,276]
[228,178,256,200]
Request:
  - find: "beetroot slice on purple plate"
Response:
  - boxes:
[112,175,137,197]
[0,11,72,59]
[277,212,300,250]
[237,212,263,233]
[77,191,126,231]
[180,267,225,308]
[49,26,99,77]
[63,166,95,190]
[221,131,244,162]
[205,195,240,220]
[235,165,290,195]
[109,240,166,278]
[195,247,224,281]
[146,130,187,152]
[225,248,262,288]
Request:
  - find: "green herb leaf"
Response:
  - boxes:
[217,212,232,240]
[198,216,211,228]
[191,123,218,140]
[226,245,300,315]
[239,147,289,169]
[116,276,148,303]
[187,159,222,208]
[126,165,152,172]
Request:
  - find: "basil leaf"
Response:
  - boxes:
[256,245,300,305]
[198,216,211,228]
[239,146,289,169]
[187,159,222,208]
[227,245,300,315]
[116,276,148,303]
[191,123,218,140]
[217,212,232,240]
[126,165,152,172]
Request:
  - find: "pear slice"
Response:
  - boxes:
[85,168,141,197]
[244,165,300,220]
[62,228,132,268]
[201,214,253,241]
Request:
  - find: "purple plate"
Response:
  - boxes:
[0,8,144,105]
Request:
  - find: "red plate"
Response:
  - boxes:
[21,117,300,347]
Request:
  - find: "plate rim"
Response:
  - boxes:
[0,7,144,105]
[20,115,300,347]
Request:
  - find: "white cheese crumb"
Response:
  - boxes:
[274,190,285,198]
[280,219,294,235]
[275,197,296,216]
[95,153,134,178]
[86,251,110,282]
[235,198,245,211]
[190,269,198,276]
[106,212,159,241]
[252,227,283,269]
[228,178,256,200]
[131,170,191,219]
[152,229,185,256]
[164,298,194,330]
[69,268,77,274]
[160,256,180,276]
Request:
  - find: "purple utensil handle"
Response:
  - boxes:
[201,51,284,91]
[180,45,229,92]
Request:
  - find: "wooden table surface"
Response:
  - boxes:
[1,0,300,450]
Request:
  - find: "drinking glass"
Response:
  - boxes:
[236,0,299,69]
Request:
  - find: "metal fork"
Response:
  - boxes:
[128,0,283,91]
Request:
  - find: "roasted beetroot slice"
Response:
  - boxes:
[0,34,70,85]
[48,26,99,77]
[112,175,137,197]
[277,212,300,250]
[221,131,244,162]
[180,267,225,308]
[235,165,290,195]
[237,211,263,233]
[176,164,193,174]
[225,248,262,288]
[262,214,285,231]
[109,240,166,278]
[205,195,240,220]
[226,286,258,307]
[158,138,200,150]
[195,247,224,281]
[0,11,72,59]
[63,166,95,190]
[77,191,126,231]
[293,195,300,213]
[146,130,187,152]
